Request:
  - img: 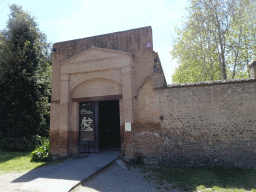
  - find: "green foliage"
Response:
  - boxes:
[0,137,37,152]
[0,75,42,138]
[0,151,72,173]
[1,4,49,78]
[0,4,52,141]
[31,135,50,162]
[171,0,256,83]
[34,61,52,138]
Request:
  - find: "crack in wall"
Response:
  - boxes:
[134,75,152,99]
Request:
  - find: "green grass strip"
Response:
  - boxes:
[0,151,71,174]
[134,163,256,192]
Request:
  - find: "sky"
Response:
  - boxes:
[0,0,188,84]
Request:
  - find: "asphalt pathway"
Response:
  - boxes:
[71,160,159,192]
[14,152,120,192]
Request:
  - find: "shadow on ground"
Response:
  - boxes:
[71,161,159,192]
[11,157,76,183]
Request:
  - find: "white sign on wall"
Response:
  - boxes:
[125,122,131,131]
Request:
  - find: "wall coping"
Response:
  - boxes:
[154,78,256,89]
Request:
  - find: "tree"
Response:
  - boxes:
[171,0,256,83]
[171,26,222,83]
[0,4,52,150]
[34,57,52,137]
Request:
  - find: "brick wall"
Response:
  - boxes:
[51,26,154,102]
[153,79,256,168]
[50,26,161,157]
[50,26,256,168]
[249,59,256,79]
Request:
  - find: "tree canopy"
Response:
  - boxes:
[171,0,256,83]
[0,4,52,150]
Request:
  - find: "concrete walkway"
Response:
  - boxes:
[15,152,120,192]
[71,160,160,192]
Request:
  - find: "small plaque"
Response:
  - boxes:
[125,122,131,131]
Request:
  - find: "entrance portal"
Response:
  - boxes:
[99,100,121,152]
[79,100,120,153]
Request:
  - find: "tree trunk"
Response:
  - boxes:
[215,14,227,80]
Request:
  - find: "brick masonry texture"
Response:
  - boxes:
[50,26,256,169]
[154,79,256,168]
[50,26,161,158]
[51,26,154,102]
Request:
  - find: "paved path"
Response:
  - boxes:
[71,160,159,192]
[15,152,120,192]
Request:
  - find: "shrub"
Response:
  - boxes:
[0,136,37,152]
[31,136,50,162]
[134,152,144,165]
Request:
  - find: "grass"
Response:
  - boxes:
[126,160,256,192]
[0,151,72,174]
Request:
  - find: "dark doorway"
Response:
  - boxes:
[99,100,121,152]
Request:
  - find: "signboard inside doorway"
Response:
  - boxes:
[80,102,94,141]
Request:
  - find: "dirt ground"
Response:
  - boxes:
[0,171,29,192]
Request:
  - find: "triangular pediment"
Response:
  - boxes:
[60,46,132,65]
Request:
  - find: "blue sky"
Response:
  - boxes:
[0,0,188,84]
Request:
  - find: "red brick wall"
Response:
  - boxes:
[155,79,256,168]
